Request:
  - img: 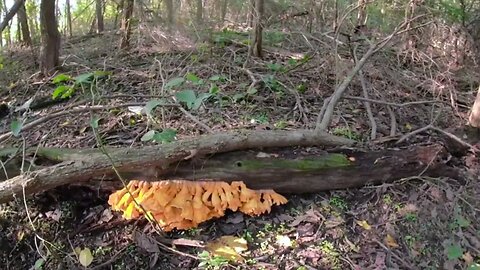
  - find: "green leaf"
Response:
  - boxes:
[232,93,245,102]
[78,248,94,267]
[60,86,75,99]
[141,130,156,141]
[175,90,197,109]
[93,70,112,78]
[33,258,45,269]
[192,93,212,110]
[209,75,227,82]
[455,215,471,228]
[246,87,258,95]
[10,119,22,137]
[74,72,94,85]
[165,77,185,89]
[153,128,177,143]
[144,99,167,116]
[90,116,100,129]
[52,73,72,84]
[52,85,72,100]
[209,84,220,95]
[185,72,201,83]
[446,244,463,260]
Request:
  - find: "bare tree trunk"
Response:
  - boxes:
[39,0,60,76]
[220,0,228,23]
[119,0,134,49]
[195,0,203,25]
[17,2,32,45]
[165,0,173,28]
[469,86,480,128]
[0,0,25,32]
[247,0,255,27]
[357,0,367,26]
[96,0,104,33]
[249,0,263,58]
[65,0,72,37]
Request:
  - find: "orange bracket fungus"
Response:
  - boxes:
[108,180,288,231]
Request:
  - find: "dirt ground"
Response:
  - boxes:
[0,29,479,269]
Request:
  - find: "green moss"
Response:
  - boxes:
[234,153,351,171]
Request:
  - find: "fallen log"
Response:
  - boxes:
[159,144,460,193]
[0,129,353,203]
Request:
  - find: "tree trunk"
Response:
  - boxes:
[195,0,203,25]
[247,0,254,27]
[165,0,173,28]
[220,0,228,23]
[357,0,367,26]
[17,2,32,46]
[0,0,25,32]
[39,0,60,76]
[96,0,104,33]
[469,86,480,128]
[65,0,72,37]
[119,0,134,49]
[249,0,264,58]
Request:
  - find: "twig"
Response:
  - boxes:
[0,102,178,143]
[177,105,214,134]
[396,124,432,144]
[90,245,129,270]
[343,96,439,107]
[386,105,397,136]
[374,239,417,270]
[430,126,478,152]
[354,45,377,140]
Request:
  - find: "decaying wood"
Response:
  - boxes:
[0,130,353,203]
[159,144,459,193]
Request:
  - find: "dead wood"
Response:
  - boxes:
[0,129,353,203]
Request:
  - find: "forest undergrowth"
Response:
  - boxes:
[0,25,479,269]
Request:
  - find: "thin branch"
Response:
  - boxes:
[343,96,439,107]
[177,106,214,134]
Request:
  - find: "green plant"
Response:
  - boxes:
[175,89,212,110]
[329,196,348,211]
[51,71,111,100]
[141,129,177,144]
[262,75,283,92]
[332,127,360,140]
[197,251,229,270]
[405,213,418,222]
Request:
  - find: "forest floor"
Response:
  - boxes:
[0,27,479,270]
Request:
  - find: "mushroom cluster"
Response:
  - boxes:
[108,180,288,231]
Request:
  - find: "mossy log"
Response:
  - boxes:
[0,129,461,203]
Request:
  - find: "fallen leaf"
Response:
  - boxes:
[275,235,292,248]
[78,248,94,267]
[356,220,372,230]
[463,252,474,264]
[45,209,62,222]
[385,234,399,248]
[205,236,248,262]
[446,244,463,260]
[134,231,160,253]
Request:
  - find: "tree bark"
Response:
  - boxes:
[0,0,25,32]
[0,130,353,203]
[39,0,61,76]
[249,0,264,58]
[66,0,72,37]
[96,0,104,33]
[119,0,134,48]
[165,0,173,28]
[17,2,32,46]
[0,139,459,203]
[195,0,203,25]
[469,86,480,128]
[220,0,228,23]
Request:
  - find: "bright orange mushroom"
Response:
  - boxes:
[108,180,288,231]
